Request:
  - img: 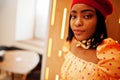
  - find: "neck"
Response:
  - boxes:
[74,37,98,49]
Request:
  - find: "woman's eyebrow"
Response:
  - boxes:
[70,9,95,14]
[81,9,95,13]
[70,10,77,14]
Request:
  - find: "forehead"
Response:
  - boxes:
[71,4,96,13]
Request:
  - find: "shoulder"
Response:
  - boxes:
[96,38,120,78]
[62,41,70,52]
[97,37,120,53]
[62,41,70,57]
[96,37,120,61]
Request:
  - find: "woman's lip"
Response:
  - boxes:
[73,30,85,35]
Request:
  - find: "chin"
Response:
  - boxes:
[74,35,86,41]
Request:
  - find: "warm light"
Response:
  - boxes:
[58,50,62,57]
[119,18,120,24]
[47,38,52,58]
[51,0,56,26]
[45,67,49,80]
[60,8,67,39]
[55,74,59,80]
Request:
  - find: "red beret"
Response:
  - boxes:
[71,0,113,18]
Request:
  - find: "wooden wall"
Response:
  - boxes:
[44,0,72,80]
[106,0,120,42]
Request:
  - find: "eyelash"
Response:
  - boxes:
[84,14,93,19]
[71,15,76,19]
[71,14,93,19]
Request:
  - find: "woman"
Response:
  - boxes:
[60,0,120,80]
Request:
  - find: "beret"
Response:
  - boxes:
[71,0,113,18]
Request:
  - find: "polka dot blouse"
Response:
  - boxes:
[60,38,120,80]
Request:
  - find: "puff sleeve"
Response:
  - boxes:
[97,38,120,78]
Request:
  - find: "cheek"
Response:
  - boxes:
[87,27,96,35]
[88,23,96,31]
[86,20,97,36]
[70,20,73,29]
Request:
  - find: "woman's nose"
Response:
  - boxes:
[75,17,83,27]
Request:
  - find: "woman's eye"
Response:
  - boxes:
[71,15,76,19]
[84,14,93,19]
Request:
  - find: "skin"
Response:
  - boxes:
[70,4,99,63]
[70,4,97,41]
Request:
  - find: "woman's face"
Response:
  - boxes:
[70,4,97,41]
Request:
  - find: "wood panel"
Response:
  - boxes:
[45,0,72,80]
[106,0,120,42]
